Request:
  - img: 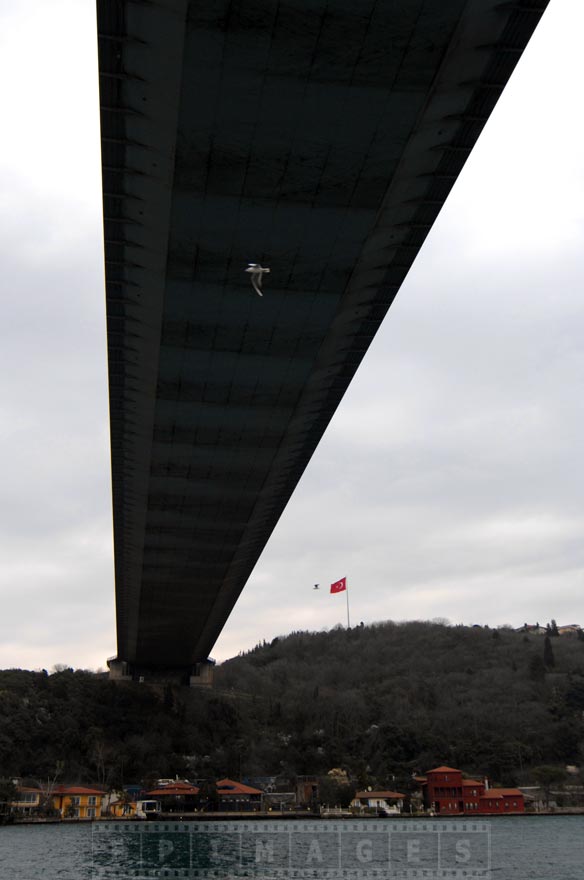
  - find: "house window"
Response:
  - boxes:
[71,797,80,806]
[88,796,97,806]
[87,808,96,818]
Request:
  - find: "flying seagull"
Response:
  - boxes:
[313,584,320,590]
[245,263,270,296]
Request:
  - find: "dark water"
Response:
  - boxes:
[486,816,584,878]
[0,816,583,879]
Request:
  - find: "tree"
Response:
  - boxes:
[531,766,566,808]
[0,778,16,822]
[3,620,584,793]
[65,800,77,819]
[529,653,546,681]
[318,776,353,808]
[549,620,559,637]
[37,760,64,817]
[89,734,114,787]
[543,636,555,670]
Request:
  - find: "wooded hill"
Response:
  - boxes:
[1,621,583,793]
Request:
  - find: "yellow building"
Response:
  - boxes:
[52,785,104,819]
[106,796,136,818]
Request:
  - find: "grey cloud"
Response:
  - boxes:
[2,0,584,669]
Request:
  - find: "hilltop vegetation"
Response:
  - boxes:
[215,621,584,785]
[1,621,583,792]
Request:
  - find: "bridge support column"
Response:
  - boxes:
[189,660,214,688]
[107,656,214,686]
[107,657,132,681]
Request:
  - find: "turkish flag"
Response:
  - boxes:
[330,577,347,594]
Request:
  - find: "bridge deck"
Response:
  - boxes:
[98,0,548,671]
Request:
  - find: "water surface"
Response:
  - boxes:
[0,816,582,879]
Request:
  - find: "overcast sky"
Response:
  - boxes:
[0,0,582,671]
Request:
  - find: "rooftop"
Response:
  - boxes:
[216,778,263,796]
[146,781,200,796]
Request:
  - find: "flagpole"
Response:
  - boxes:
[346,579,350,629]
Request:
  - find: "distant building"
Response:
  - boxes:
[479,788,525,813]
[296,776,319,806]
[515,623,582,637]
[52,785,104,819]
[263,791,296,811]
[244,776,295,808]
[102,792,134,817]
[351,790,404,814]
[11,786,41,815]
[145,780,200,812]
[101,791,157,818]
[216,778,263,811]
[243,775,279,792]
[422,767,524,815]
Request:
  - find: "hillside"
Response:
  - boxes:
[1,621,583,791]
[214,621,584,786]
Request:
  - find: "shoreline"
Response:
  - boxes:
[8,809,584,826]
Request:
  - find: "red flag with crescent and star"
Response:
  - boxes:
[330,577,347,594]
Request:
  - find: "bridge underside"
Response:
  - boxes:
[98,0,547,672]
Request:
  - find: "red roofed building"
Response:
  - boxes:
[422,767,524,815]
[478,788,525,814]
[51,785,104,819]
[216,778,263,811]
[145,780,200,812]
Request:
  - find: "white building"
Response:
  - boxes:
[351,790,404,814]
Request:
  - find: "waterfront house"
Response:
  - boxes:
[478,788,525,813]
[52,785,104,819]
[12,786,41,816]
[351,790,405,813]
[102,791,136,817]
[422,767,524,815]
[296,775,319,806]
[145,780,200,812]
[216,778,263,811]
